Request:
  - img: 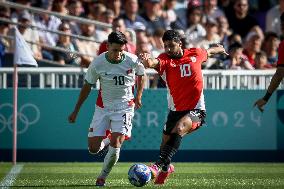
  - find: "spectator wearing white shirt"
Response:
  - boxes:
[161,0,178,28]
[265,0,284,36]
[193,18,221,69]
[18,10,42,59]
[10,0,32,23]
[76,23,99,67]
[35,3,61,60]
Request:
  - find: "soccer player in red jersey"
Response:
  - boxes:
[140,29,228,185]
[254,13,284,112]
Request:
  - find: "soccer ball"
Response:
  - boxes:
[128,163,152,187]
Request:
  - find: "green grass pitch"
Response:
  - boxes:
[1,162,284,188]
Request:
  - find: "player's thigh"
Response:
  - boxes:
[163,110,188,135]
[171,115,192,136]
[110,107,134,139]
[172,110,206,135]
[88,106,110,138]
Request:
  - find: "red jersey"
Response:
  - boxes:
[157,48,208,111]
[277,40,284,67]
[243,49,255,67]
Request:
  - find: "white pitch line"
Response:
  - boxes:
[0,164,23,189]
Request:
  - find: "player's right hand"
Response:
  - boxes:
[68,111,77,123]
[139,53,151,68]
[254,98,267,112]
[134,97,142,110]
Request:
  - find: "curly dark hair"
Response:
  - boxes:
[162,30,181,43]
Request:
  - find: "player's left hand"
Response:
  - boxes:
[254,98,267,112]
[135,97,142,110]
[68,111,78,123]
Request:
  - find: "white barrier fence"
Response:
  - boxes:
[0,67,283,90]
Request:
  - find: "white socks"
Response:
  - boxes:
[98,146,120,179]
[99,137,110,151]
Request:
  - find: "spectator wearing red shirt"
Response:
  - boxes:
[243,31,262,67]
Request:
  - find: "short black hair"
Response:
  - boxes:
[264,32,278,41]
[228,42,243,52]
[112,17,124,24]
[108,31,128,44]
[162,30,182,43]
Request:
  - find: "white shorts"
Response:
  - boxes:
[88,105,134,138]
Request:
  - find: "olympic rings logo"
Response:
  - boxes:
[0,103,40,134]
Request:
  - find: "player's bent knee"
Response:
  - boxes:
[174,124,188,136]
[189,122,202,133]
[176,126,184,135]
[88,146,100,154]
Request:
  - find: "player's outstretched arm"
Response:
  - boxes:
[254,67,284,112]
[68,82,92,123]
[207,44,228,57]
[135,74,146,110]
[139,53,160,69]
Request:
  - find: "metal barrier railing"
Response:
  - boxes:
[0,1,137,66]
[0,1,136,43]
[0,68,282,90]
[0,17,101,44]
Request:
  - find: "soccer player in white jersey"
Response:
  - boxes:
[68,31,146,186]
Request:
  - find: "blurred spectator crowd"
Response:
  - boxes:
[0,0,283,75]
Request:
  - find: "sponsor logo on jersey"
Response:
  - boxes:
[126,69,133,74]
[190,56,197,63]
[170,60,177,67]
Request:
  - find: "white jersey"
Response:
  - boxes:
[85,51,145,109]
